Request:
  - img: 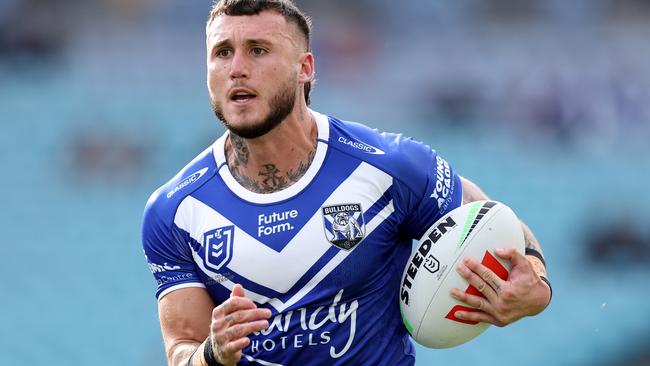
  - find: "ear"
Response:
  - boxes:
[297,52,315,84]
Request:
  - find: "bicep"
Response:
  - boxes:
[158,287,216,364]
[460,176,490,204]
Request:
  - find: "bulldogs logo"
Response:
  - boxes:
[322,204,365,250]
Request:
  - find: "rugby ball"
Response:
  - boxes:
[399,200,524,348]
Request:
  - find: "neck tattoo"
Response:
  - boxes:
[227,134,317,194]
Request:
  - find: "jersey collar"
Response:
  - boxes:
[212,109,330,204]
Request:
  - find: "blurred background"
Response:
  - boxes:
[1,0,649,365]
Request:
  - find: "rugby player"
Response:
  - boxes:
[142,1,551,365]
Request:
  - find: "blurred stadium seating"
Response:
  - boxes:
[1,0,649,365]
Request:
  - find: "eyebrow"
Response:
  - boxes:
[209,38,274,54]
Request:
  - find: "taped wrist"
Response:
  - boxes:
[525,248,547,277]
[525,248,546,266]
[204,335,225,366]
[525,248,552,305]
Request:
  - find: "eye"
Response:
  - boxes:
[215,48,232,58]
[251,47,267,56]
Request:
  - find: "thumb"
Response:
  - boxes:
[231,283,245,298]
[495,247,526,266]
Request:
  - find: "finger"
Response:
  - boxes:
[450,288,495,314]
[231,283,245,298]
[214,296,257,318]
[456,259,498,302]
[221,319,270,342]
[495,247,525,266]
[463,256,506,295]
[454,309,503,327]
[213,318,269,349]
[221,337,250,356]
[223,308,273,327]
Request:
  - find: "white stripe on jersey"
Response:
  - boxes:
[268,199,394,312]
[242,354,285,366]
[174,162,394,311]
[185,199,394,312]
[158,282,206,300]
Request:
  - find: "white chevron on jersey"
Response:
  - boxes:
[184,198,394,312]
[268,199,394,312]
[174,162,394,311]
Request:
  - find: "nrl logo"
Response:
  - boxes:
[202,226,234,271]
[424,254,440,274]
[322,203,365,250]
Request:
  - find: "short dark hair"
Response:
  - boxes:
[207,0,314,105]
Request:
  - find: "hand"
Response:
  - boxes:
[209,284,272,365]
[450,247,551,327]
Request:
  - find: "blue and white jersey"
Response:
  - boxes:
[142,111,463,365]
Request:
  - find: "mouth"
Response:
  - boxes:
[229,88,257,105]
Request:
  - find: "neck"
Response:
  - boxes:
[225,105,318,194]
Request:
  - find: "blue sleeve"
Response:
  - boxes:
[394,145,463,240]
[141,192,204,300]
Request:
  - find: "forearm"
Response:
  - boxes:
[460,176,488,205]
[520,221,548,277]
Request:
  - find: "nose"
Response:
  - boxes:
[229,51,249,80]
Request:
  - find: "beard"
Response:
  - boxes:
[211,79,298,139]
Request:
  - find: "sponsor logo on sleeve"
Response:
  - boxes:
[145,254,183,274]
[148,261,182,274]
[167,167,209,198]
[337,136,385,155]
[430,156,453,210]
[156,273,194,286]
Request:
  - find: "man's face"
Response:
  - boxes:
[206,11,308,139]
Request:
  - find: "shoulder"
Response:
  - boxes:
[326,116,441,195]
[143,144,219,228]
